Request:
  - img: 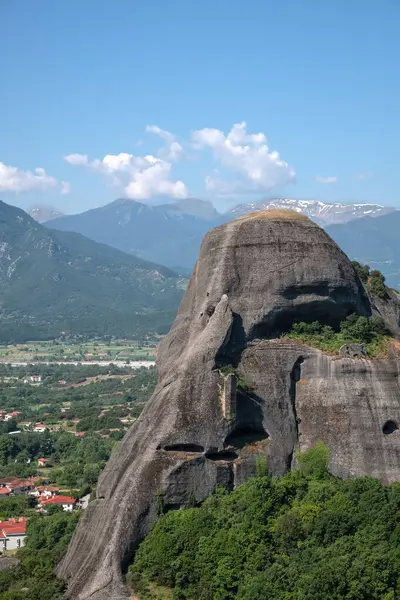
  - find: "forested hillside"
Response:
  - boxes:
[0,201,185,342]
[130,444,400,600]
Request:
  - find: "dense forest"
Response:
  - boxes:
[130,444,400,600]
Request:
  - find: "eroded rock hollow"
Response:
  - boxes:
[58,212,400,600]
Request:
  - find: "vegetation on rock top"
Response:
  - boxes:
[352,261,389,299]
[284,313,392,357]
[237,208,311,222]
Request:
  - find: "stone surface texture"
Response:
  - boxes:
[57,214,400,600]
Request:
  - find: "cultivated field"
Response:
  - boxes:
[0,340,157,363]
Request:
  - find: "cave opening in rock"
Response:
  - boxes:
[224,426,268,450]
[205,450,238,461]
[382,420,399,435]
[163,444,205,453]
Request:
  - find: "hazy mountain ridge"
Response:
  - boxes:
[0,201,184,342]
[48,198,222,269]
[326,211,400,290]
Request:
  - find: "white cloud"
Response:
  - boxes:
[146,125,185,162]
[124,157,188,200]
[0,162,58,193]
[64,154,89,166]
[60,181,71,195]
[146,125,175,143]
[192,121,295,196]
[353,172,374,181]
[315,176,338,184]
[65,151,189,200]
[64,122,295,201]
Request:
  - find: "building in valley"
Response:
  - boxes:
[0,518,27,551]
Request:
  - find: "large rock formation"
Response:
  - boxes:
[58,211,400,600]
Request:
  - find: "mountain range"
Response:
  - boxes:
[47,198,219,269]
[230,198,396,225]
[1,196,399,344]
[46,198,400,286]
[0,201,184,343]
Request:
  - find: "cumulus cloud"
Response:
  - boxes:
[64,154,89,166]
[146,125,185,162]
[60,181,71,195]
[315,175,338,184]
[192,121,295,196]
[64,122,296,201]
[65,151,188,200]
[0,162,58,193]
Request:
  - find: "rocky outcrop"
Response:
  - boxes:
[58,211,400,600]
[339,343,367,358]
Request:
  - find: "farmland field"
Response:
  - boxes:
[0,339,157,363]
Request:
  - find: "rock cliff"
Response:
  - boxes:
[58,210,400,600]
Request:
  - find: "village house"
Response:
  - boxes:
[30,485,59,498]
[39,495,76,512]
[0,478,31,495]
[4,411,23,421]
[33,423,47,433]
[0,477,44,496]
[37,458,50,467]
[23,375,42,385]
[0,518,27,551]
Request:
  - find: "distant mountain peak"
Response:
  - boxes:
[229,198,396,225]
[28,204,65,223]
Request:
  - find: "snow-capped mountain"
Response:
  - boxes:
[28,205,65,223]
[229,198,397,226]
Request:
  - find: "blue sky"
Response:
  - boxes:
[0,0,399,214]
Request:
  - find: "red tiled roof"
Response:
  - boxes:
[0,517,27,536]
[41,495,76,505]
[38,458,49,462]
[35,485,59,493]
[0,488,10,495]
[3,478,23,487]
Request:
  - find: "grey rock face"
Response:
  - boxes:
[339,343,367,358]
[58,214,400,600]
